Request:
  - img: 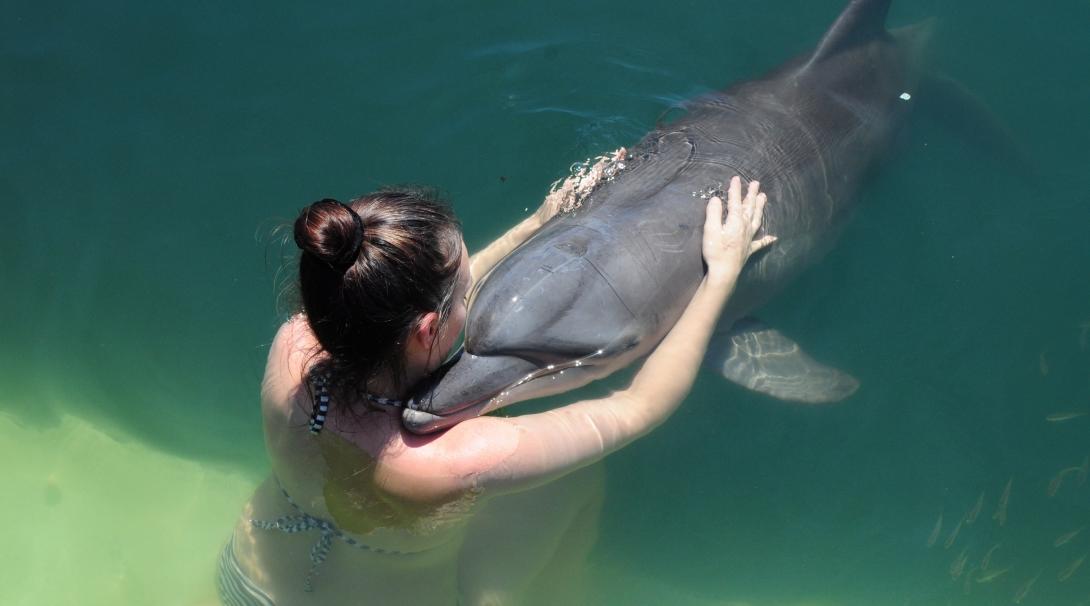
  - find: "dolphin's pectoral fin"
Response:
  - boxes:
[704,318,859,403]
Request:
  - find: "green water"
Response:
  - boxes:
[3,0,1089,604]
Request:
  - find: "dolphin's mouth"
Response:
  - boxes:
[402,348,536,432]
[480,348,606,408]
[401,347,607,434]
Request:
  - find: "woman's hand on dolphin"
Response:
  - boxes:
[703,176,776,284]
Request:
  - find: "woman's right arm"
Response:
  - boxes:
[437,177,775,496]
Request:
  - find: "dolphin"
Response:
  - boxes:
[404,0,933,434]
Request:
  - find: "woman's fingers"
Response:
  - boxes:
[746,179,760,205]
[704,195,723,236]
[701,175,776,273]
[727,176,743,215]
[749,235,778,254]
[752,192,767,229]
[740,180,757,222]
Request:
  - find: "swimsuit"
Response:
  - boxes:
[217,378,418,603]
[217,481,424,605]
[308,373,406,434]
[254,479,418,590]
[218,534,275,606]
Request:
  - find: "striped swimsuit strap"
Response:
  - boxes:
[250,478,420,593]
[307,375,331,434]
[307,374,407,434]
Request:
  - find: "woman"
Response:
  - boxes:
[220,176,773,605]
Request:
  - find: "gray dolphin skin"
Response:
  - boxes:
[404,0,926,434]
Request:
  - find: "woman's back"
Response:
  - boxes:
[261,317,478,540]
[228,316,604,606]
[229,317,495,605]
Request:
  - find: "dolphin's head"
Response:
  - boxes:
[402,224,640,434]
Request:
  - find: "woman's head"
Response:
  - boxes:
[292,188,468,402]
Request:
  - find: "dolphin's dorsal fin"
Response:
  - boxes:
[807,0,892,65]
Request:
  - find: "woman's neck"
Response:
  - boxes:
[366,365,426,401]
[365,374,406,400]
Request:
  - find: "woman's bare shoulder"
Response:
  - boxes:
[375,416,522,502]
[262,315,318,413]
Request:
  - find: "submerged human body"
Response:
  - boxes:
[222,176,773,605]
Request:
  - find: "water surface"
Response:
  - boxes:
[3,1,1089,604]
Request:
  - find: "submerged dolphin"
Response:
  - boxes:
[404,0,931,433]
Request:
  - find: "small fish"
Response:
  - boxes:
[980,543,1001,571]
[1048,466,1082,497]
[944,517,964,550]
[976,566,1011,583]
[1055,526,1086,547]
[966,491,984,525]
[962,564,974,595]
[1079,455,1089,487]
[1013,569,1043,604]
[1047,411,1089,422]
[1059,554,1087,582]
[927,510,943,548]
[993,477,1012,527]
[950,548,969,580]
[1040,351,1050,376]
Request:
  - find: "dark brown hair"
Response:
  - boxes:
[292,187,462,411]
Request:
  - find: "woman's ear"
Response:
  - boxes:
[413,312,440,347]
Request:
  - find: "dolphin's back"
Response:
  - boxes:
[404,0,922,433]
[563,0,918,320]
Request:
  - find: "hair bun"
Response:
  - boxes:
[293,198,365,272]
